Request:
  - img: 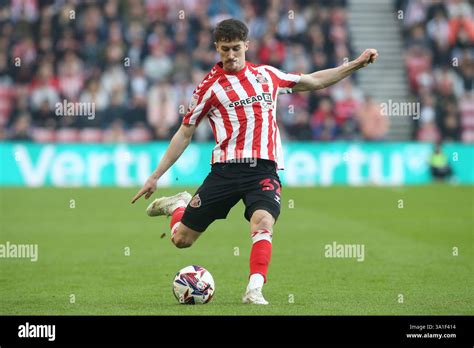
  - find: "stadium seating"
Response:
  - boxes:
[1,0,471,143]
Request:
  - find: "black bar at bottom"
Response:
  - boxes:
[0,316,472,346]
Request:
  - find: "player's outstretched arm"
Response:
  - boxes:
[293,48,378,92]
[131,124,196,203]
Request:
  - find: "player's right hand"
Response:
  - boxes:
[356,48,378,68]
[131,177,157,204]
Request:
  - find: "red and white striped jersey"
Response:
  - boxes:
[183,61,301,169]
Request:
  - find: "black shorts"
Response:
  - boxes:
[181,159,282,232]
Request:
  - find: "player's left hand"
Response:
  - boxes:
[131,176,157,203]
[356,49,378,68]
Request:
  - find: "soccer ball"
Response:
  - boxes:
[172,265,215,304]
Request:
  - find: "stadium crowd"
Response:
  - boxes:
[0,0,381,143]
[398,0,474,142]
[0,0,471,143]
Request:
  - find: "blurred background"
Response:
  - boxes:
[0,0,473,317]
[0,0,472,186]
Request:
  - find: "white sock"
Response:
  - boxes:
[247,273,264,291]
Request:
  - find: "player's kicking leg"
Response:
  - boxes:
[242,209,275,305]
[146,191,201,248]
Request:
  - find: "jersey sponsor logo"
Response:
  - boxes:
[189,194,201,208]
[228,92,272,108]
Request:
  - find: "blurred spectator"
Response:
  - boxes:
[420,93,436,124]
[101,65,128,104]
[102,91,126,128]
[29,62,60,112]
[277,3,307,40]
[279,93,311,140]
[258,33,285,68]
[129,67,148,98]
[310,49,330,72]
[79,79,109,112]
[12,36,37,68]
[58,50,84,101]
[459,91,474,142]
[243,1,265,40]
[355,96,389,141]
[126,22,146,67]
[418,121,441,142]
[8,112,33,141]
[313,114,340,141]
[286,111,312,140]
[0,52,14,126]
[283,44,310,73]
[330,78,363,126]
[447,2,474,48]
[441,111,461,141]
[404,45,433,93]
[82,31,102,68]
[311,97,340,140]
[439,101,462,141]
[429,141,453,181]
[403,0,428,29]
[32,100,56,128]
[127,94,148,128]
[143,45,173,82]
[427,9,451,66]
[406,24,431,49]
[148,82,179,139]
[10,0,39,22]
[434,65,464,98]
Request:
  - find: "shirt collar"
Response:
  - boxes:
[216,61,248,76]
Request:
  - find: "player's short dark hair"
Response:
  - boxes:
[214,19,249,43]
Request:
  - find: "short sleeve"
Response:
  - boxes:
[264,65,302,95]
[182,87,214,126]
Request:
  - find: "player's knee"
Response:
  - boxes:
[172,235,193,249]
[258,217,273,230]
[251,210,275,230]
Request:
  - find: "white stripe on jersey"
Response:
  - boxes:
[207,110,224,162]
[226,73,255,159]
[212,83,237,161]
[184,67,220,125]
[256,65,284,167]
[247,67,270,160]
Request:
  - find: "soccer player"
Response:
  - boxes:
[132,19,378,304]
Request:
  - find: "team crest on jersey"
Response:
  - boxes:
[188,93,199,112]
[224,85,233,92]
[256,74,268,84]
[189,194,201,208]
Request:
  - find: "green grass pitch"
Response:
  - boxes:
[0,185,472,315]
